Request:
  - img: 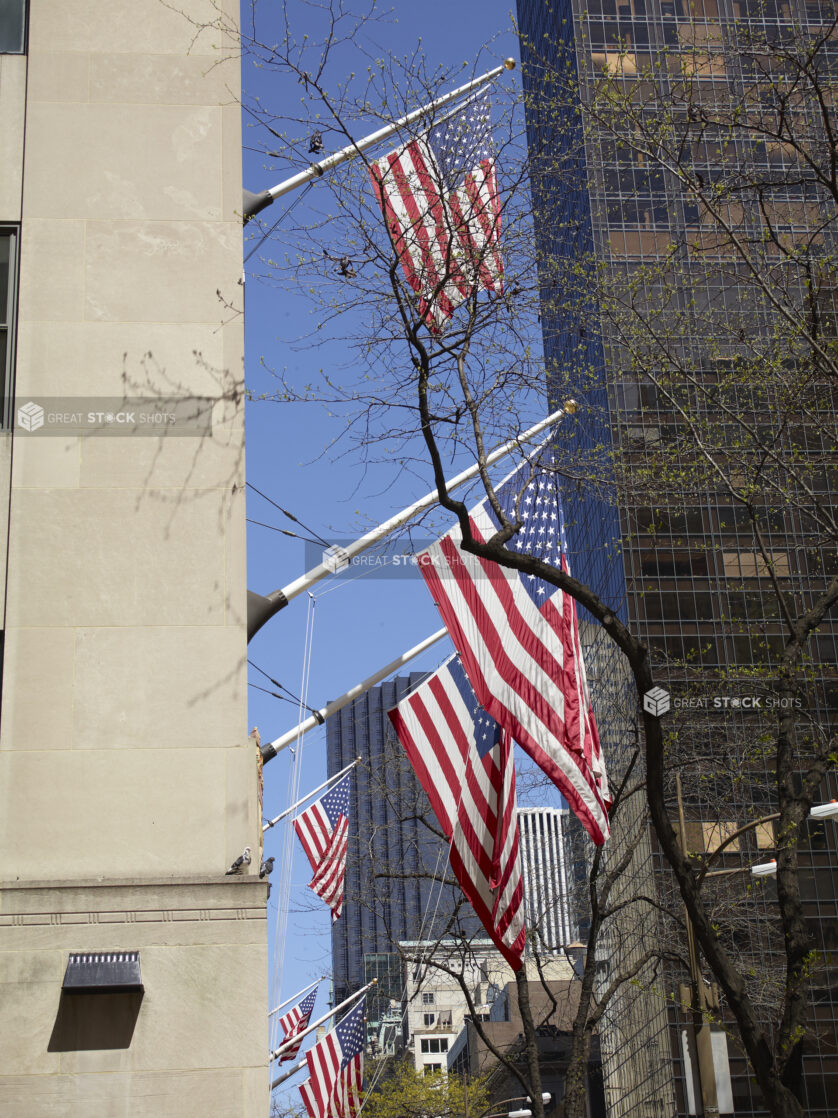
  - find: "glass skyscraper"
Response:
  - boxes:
[516,0,838,1114]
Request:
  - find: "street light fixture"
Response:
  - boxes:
[749,859,778,878]
[478,1093,551,1118]
[809,800,838,820]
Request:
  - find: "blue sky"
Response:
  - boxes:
[240,0,561,1091]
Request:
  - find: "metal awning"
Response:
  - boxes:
[62,952,143,994]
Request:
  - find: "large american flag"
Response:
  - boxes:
[299,997,365,1118]
[276,985,319,1063]
[418,457,611,845]
[369,90,503,332]
[388,655,525,970]
[294,773,351,921]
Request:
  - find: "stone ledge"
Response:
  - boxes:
[0,875,263,891]
[0,877,268,923]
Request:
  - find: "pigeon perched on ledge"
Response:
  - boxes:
[259,856,275,879]
[225,846,252,875]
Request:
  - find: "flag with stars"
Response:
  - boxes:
[294,773,351,921]
[418,454,611,845]
[388,655,525,969]
[299,997,366,1118]
[276,985,320,1063]
[369,90,503,332]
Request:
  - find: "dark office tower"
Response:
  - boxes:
[516,1,838,1115]
[327,675,475,1037]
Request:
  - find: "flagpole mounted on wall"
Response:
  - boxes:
[261,629,448,762]
[269,979,376,1065]
[248,404,575,642]
[242,60,516,221]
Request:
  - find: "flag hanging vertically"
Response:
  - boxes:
[277,984,320,1063]
[369,90,503,332]
[299,997,366,1118]
[388,655,525,969]
[418,457,611,845]
[294,773,351,921]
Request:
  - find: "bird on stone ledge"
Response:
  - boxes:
[259,856,275,879]
[225,846,252,875]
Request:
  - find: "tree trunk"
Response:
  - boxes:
[515,967,546,1118]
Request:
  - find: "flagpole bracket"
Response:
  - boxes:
[247,588,289,642]
[242,188,273,222]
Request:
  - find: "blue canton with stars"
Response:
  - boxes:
[448,655,502,759]
[427,91,494,195]
[482,456,566,609]
[336,998,366,1063]
[320,772,351,828]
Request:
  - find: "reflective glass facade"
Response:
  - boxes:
[517,0,838,1113]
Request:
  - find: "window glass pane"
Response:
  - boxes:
[702,821,740,853]
[0,1,25,53]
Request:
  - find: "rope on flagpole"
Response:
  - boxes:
[267,592,319,1059]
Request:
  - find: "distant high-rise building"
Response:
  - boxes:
[327,674,472,1032]
[518,807,575,951]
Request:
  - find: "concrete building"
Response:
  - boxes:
[0,3,266,1115]
[401,938,518,1075]
[401,940,574,1077]
[447,976,606,1117]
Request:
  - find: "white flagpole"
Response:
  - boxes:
[269,979,376,1062]
[268,975,325,1019]
[248,403,576,641]
[243,59,516,220]
[270,1055,308,1090]
[261,628,448,763]
[263,758,362,831]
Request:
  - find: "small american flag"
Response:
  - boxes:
[370,91,503,332]
[418,456,611,845]
[294,773,351,921]
[389,655,525,969]
[276,985,319,1063]
[299,997,365,1118]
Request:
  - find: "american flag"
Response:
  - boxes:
[388,655,525,970]
[299,997,365,1118]
[294,773,351,921]
[276,985,319,1063]
[418,457,611,845]
[369,90,503,332]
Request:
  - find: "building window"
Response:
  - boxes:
[0,228,19,427]
[423,1063,443,1076]
[420,1037,449,1054]
[755,822,775,850]
[422,992,435,1005]
[703,821,740,854]
[423,1012,435,1027]
[0,2,27,53]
